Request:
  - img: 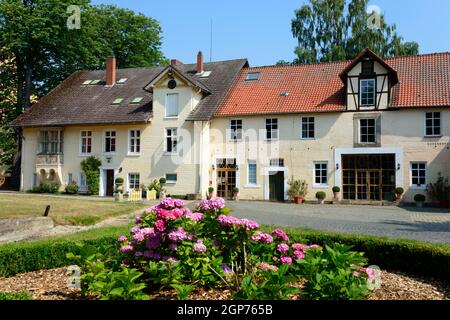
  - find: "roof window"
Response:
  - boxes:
[117,78,128,84]
[90,80,101,85]
[131,97,144,104]
[199,71,212,78]
[245,72,261,81]
[82,80,92,85]
[112,98,124,105]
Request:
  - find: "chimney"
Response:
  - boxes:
[170,59,182,66]
[106,56,116,86]
[197,51,203,74]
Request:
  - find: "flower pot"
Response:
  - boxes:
[318,199,325,205]
[333,192,340,202]
[294,196,303,204]
[232,192,239,201]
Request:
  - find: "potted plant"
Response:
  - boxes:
[316,191,326,204]
[159,177,167,199]
[332,186,340,202]
[427,173,450,208]
[232,187,239,200]
[414,194,426,208]
[394,187,404,202]
[207,186,214,200]
[288,179,308,204]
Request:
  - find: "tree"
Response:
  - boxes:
[291,0,419,64]
[0,0,166,168]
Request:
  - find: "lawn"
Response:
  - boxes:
[0,193,149,226]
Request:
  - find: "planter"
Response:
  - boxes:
[232,193,239,201]
[114,192,123,202]
[333,192,340,202]
[318,199,325,205]
[416,201,424,208]
[206,192,213,200]
[159,191,166,199]
[395,193,404,202]
[293,196,303,204]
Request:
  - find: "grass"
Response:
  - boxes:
[0,291,33,300]
[0,193,149,226]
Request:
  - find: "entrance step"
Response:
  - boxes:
[340,200,397,206]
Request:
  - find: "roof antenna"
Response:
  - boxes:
[209,18,213,62]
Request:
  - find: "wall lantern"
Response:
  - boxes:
[236,165,239,171]
[336,163,339,170]
[397,163,401,171]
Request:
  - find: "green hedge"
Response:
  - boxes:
[0,226,449,281]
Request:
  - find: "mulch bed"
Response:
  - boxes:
[0,268,448,300]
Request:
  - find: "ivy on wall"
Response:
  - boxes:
[80,156,102,195]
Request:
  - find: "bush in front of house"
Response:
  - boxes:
[414,194,426,203]
[81,156,102,195]
[67,198,376,300]
[316,191,327,200]
[29,182,60,194]
[64,182,79,195]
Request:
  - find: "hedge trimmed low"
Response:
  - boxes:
[0,226,449,281]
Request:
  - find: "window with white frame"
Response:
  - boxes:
[67,173,73,185]
[269,159,284,167]
[38,130,63,154]
[80,131,92,154]
[104,131,116,153]
[301,117,315,139]
[166,128,177,153]
[360,79,375,106]
[165,93,179,117]
[359,119,376,143]
[129,130,141,154]
[230,120,242,141]
[247,160,257,185]
[314,162,328,186]
[79,172,87,191]
[425,112,441,137]
[265,118,278,140]
[166,173,177,183]
[411,162,427,187]
[128,173,140,190]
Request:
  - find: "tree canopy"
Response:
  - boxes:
[0,0,166,167]
[291,0,419,64]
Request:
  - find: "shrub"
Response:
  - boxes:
[316,191,326,200]
[0,291,33,300]
[394,187,404,194]
[64,182,79,195]
[81,156,102,195]
[427,173,449,201]
[148,179,164,198]
[288,179,308,199]
[208,187,214,193]
[233,187,239,193]
[414,194,426,202]
[115,177,124,184]
[159,177,167,184]
[28,182,60,194]
[332,186,340,193]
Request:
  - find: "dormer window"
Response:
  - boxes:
[245,72,260,81]
[361,60,374,75]
[360,79,375,106]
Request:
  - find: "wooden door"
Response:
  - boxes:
[216,159,237,199]
[106,170,114,196]
[269,171,284,202]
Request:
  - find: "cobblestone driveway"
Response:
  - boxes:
[226,201,450,244]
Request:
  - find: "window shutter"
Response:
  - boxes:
[166,94,179,117]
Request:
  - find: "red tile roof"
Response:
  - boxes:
[216,52,450,117]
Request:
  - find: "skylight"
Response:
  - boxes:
[131,97,144,104]
[112,98,124,105]
[90,80,101,85]
[82,80,92,85]
[245,72,261,81]
[199,71,212,78]
[117,78,128,84]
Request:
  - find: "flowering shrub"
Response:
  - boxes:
[70,197,375,300]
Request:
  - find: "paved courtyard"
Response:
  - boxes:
[226,201,450,244]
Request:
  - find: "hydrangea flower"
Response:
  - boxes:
[222,264,234,274]
[144,250,161,260]
[280,256,293,265]
[155,219,166,232]
[210,197,225,210]
[134,251,143,257]
[277,243,290,253]
[291,243,308,251]
[271,229,289,242]
[132,232,145,242]
[169,243,178,252]
[185,211,203,222]
[218,215,242,228]
[251,232,274,243]
[259,262,279,272]
[193,240,207,253]
[118,235,127,242]
[135,216,143,224]
[120,245,134,253]
[146,235,161,249]
[168,228,187,242]
[141,227,155,237]
[240,218,259,230]
[160,197,175,209]
[293,250,305,260]
[174,199,185,208]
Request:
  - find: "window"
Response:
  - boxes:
[166,93,179,117]
[131,97,143,104]
[265,118,279,140]
[104,131,116,153]
[411,162,427,187]
[314,162,328,186]
[166,174,177,183]
[247,161,257,185]
[360,79,375,106]
[117,78,128,84]
[361,60,374,75]
[38,130,63,154]
[128,173,140,190]
[67,173,73,185]
[82,80,92,85]
[129,130,141,154]
[79,173,87,191]
[245,72,260,81]
[32,173,38,187]
[301,117,315,139]
[359,119,376,144]
[270,159,284,167]
[90,80,101,85]
[230,120,242,141]
[80,131,92,154]
[199,71,212,78]
[112,98,123,105]
[425,112,441,137]
[166,128,177,153]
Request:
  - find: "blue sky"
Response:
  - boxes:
[92,0,450,66]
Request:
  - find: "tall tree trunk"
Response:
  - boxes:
[24,57,33,110]
[15,53,25,115]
